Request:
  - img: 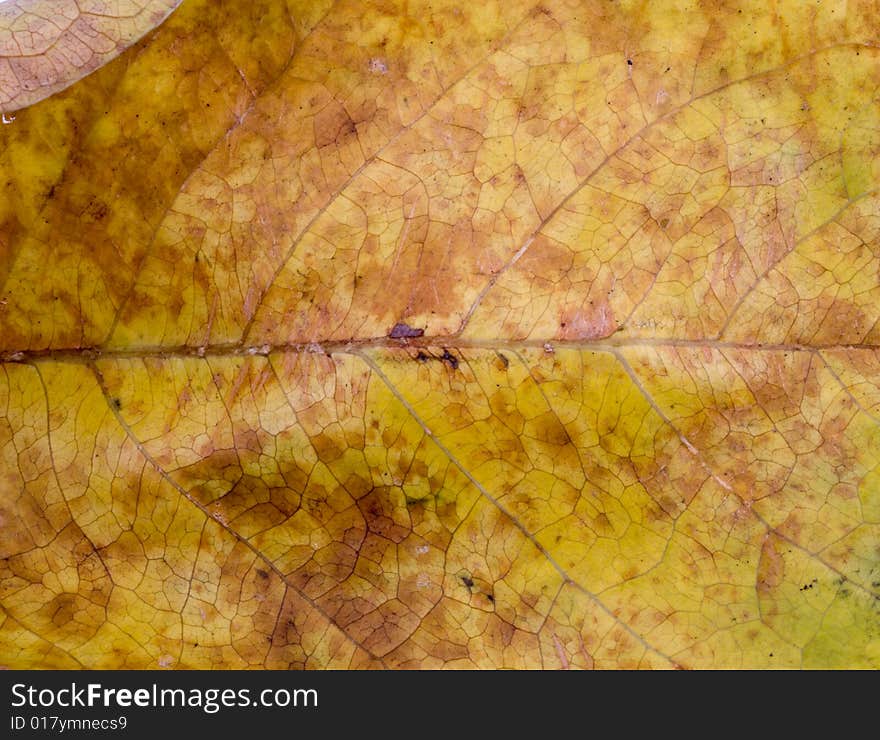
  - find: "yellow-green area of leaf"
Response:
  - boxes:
[0,0,878,669]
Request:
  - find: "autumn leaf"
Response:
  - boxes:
[0,0,183,114]
[1,0,879,669]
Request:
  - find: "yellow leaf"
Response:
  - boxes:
[1,0,878,669]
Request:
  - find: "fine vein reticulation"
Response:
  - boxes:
[1,0,879,669]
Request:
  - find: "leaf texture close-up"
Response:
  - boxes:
[1,0,879,669]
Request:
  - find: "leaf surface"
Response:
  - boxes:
[1,0,879,669]
[0,0,182,114]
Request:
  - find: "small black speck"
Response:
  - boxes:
[627,59,633,66]
[112,398,122,410]
[256,568,269,580]
[461,575,474,590]
[415,350,430,363]
[486,593,495,603]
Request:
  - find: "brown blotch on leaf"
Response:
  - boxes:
[557,305,617,341]
[439,349,459,370]
[85,199,109,222]
[411,348,460,370]
[389,322,424,339]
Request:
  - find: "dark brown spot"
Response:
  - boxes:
[389,322,424,339]
[315,106,358,148]
[86,199,108,221]
[440,349,459,370]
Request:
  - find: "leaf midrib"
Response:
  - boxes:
[3,336,877,365]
